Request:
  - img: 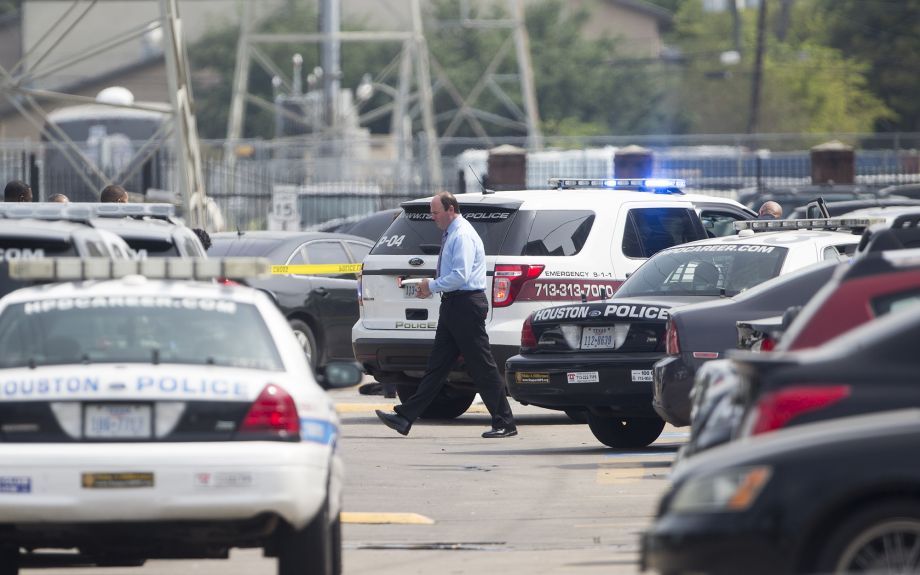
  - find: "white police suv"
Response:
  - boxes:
[353,178,754,418]
[0,258,361,574]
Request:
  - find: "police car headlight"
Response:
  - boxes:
[669,466,771,513]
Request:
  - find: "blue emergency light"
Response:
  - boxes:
[549,178,686,193]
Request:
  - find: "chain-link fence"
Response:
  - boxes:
[2,132,920,231]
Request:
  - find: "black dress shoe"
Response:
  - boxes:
[482,427,518,438]
[375,410,411,436]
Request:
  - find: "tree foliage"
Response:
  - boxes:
[813,0,920,132]
[666,0,890,134]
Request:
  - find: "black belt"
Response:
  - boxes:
[440,289,484,299]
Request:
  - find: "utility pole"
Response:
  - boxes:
[747,0,768,135]
[320,0,341,128]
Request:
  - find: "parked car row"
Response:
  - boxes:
[643,208,920,573]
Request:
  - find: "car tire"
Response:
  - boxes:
[814,500,920,574]
[276,493,340,575]
[395,383,476,420]
[564,409,588,424]
[289,319,318,369]
[586,414,665,448]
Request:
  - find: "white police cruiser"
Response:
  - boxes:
[353,178,754,418]
[0,257,360,573]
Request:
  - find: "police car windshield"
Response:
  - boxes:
[0,297,284,371]
[371,205,520,255]
[615,243,789,298]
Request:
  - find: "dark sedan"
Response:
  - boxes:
[643,409,920,575]
[652,260,839,427]
[209,231,372,368]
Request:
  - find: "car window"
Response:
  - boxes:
[126,239,179,258]
[700,210,745,238]
[0,299,284,371]
[616,244,788,297]
[84,241,107,257]
[622,208,707,258]
[871,288,920,316]
[0,237,78,298]
[304,240,351,278]
[371,205,519,256]
[822,245,846,261]
[515,210,594,256]
[344,241,371,262]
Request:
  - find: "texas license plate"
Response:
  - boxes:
[84,404,152,439]
[581,327,615,350]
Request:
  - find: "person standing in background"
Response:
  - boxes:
[100,184,128,203]
[4,180,32,202]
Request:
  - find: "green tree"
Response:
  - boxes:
[667,0,890,134]
[814,0,920,132]
[427,0,686,138]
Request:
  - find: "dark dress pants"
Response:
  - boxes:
[395,291,515,429]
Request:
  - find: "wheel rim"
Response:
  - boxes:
[293,329,314,365]
[836,519,920,573]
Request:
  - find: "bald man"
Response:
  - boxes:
[758,201,782,220]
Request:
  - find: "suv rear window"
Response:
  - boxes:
[0,237,78,298]
[622,208,707,258]
[372,205,519,255]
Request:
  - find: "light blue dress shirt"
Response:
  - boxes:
[429,215,487,293]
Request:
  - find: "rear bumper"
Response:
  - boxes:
[505,352,663,416]
[0,442,331,530]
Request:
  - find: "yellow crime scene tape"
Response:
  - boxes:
[271,263,363,275]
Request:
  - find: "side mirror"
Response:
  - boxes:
[315,360,364,390]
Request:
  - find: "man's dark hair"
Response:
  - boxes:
[192,228,212,250]
[436,191,460,214]
[4,180,32,202]
[100,184,128,203]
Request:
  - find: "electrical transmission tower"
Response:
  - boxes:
[225,0,543,189]
[0,0,208,227]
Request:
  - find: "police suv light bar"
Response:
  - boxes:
[8,257,271,281]
[549,178,686,192]
[0,203,176,221]
[733,217,886,232]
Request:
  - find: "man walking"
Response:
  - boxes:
[376,192,517,438]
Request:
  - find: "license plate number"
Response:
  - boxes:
[85,404,152,439]
[403,284,418,298]
[581,327,615,350]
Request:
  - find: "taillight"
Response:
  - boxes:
[521,314,537,350]
[665,319,680,355]
[357,275,364,307]
[492,264,544,308]
[238,384,300,440]
[756,335,776,352]
[217,277,241,286]
[750,385,850,435]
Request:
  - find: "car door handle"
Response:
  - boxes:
[313,287,329,297]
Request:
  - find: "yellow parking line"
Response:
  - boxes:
[341,512,435,525]
[335,403,397,413]
[335,403,489,414]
